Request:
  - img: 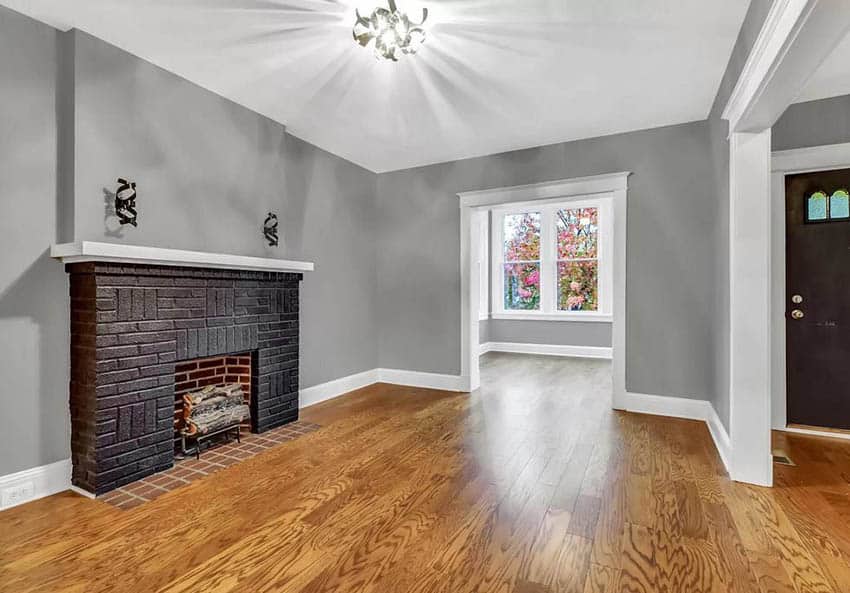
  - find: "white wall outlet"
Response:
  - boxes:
[2,481,36,509]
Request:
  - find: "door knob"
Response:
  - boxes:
[791,309,804,320]
[791,294,803,304]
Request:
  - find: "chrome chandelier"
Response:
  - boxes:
[353,0,428,61]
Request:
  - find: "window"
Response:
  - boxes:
[492,196,612,321]
[556,207,598,311]
[806,189,850,222]
[830,189,849,219]
[502,212,541,310]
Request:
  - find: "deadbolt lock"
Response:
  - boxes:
[791,309,804,320]
[791,294,803,304]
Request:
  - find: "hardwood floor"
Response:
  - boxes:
[2,352,850,592]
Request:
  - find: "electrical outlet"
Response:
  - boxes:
[2,481,35,509]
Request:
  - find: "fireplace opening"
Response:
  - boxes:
[174,353,255,452]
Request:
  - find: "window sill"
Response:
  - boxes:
[478,313,490,321]
[491,312,613,323]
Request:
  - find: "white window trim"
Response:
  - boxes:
[475,210,490,321]
[490,195,613,322]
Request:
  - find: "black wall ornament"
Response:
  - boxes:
[115,178,138,227]
[264,213,279,246]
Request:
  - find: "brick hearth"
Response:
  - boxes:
[67,262,302,495]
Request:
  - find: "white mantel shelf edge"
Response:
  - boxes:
[50,242,314,273]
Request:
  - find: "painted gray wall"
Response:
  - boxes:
[482,320,611,348]
[0,14,378,476]
[283,134,378,386]
[0,6,69,476]
[67,30,379,390]
[773,94,850,151]
[70,30,283,256]
[377,119,723,402]
[478,319,491,344]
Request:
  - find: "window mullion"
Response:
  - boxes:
[541,207,556,314]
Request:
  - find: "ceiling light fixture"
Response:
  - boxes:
[353,0,428,62]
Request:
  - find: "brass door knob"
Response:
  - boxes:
[791,309,804,320]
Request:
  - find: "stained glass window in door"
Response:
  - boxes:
[807,191,828,221]
[830,189,850,219]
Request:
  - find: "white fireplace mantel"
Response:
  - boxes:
[50,242,314,273]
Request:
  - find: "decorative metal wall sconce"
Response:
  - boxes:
[263,213,279,246]
[115,178,138,227]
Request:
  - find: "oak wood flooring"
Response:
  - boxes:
[1,353,849,592]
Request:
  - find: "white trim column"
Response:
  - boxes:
[729,130,773,486]
[460,206,480,392]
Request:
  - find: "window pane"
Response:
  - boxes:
[504,212,541,261]
[504,263,540,310]
[556,207,598,259]
[831,189,849,219]
[558,261,598,311]
[807,191,828,221]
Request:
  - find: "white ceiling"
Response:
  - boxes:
[795,32,850,104]
[2,0,750,172]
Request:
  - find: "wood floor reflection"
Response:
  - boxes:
[1,353,849,592]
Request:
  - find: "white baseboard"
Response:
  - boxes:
[299,369,379,409]
[778,426,850,442]
[622,392,732,476]
[705,404,733,473]
[479,342,613,359]
[299,367,465,410]
[69,485,97,499]
[377,368,465,392]
[0,458,72,511]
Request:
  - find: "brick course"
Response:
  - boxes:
[67,262,302,495]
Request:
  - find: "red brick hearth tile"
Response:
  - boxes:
[168,466,205,480]
[222,449,252,460]
[145,474,188,490]
[99,491,135,505]
[123,483,165,499]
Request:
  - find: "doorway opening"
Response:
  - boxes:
[772,144,850,442]
[458,172,629,408]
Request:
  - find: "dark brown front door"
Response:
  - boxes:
[786,168,850,429]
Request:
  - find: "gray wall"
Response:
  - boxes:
[0,13,378,476]
[0,7,69,476]
[377,119,723,402]
[283,134,378,386]
[773,94,850,151]
[67,29,379,390]
[481,319,611,348]
[70,30,284,256]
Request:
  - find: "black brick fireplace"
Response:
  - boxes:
[66,262,302,495]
